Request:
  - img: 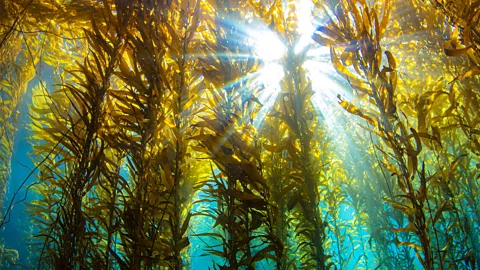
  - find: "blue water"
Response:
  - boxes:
[1,64,55,269]
[2,78,35,269]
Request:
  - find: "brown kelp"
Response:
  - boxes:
[29,0,206,268]
[313,0,479,268]
[107,0,202,268]
[0,0,479,269]
[313,0,441,267]
[258,1,332,267]
[426,0,480,81]
[191,1,283,269]
[28,2,127,267]
[0,0,41,216]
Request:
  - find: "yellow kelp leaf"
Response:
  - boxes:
[392,222,415,233]
[341,51,353,66]
[262,143,284,152]
[381,161,400,175]
[385,51,396,70]
[452,68,480,81]
[443,38,472,56]
[395,239,422,252]
[331,47,372,94]
[386,198,417,217]
[378,0,391,38]
[339,99,378,128]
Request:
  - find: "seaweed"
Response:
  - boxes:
[313,0,480,269]
[0,0,479,269]
[190,1,282,269]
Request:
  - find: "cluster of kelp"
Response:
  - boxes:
[0,0,479,269]
[313,0,480,268]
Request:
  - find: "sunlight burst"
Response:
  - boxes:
[295,0,316,54]
[253,63,284,128]
[250,30,286,61]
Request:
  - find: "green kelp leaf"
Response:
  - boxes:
[278,182,298,198]
[194,233,225,242]
[174,237,190,251]
[386,199,416,217]
[262,143,284,152]
[432,200,455,225]
[242,162,266,187]
[231,190,264,201]
[180,212,193,237]
[392,222,415,233]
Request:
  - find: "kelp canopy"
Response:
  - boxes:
[0,0,479,269]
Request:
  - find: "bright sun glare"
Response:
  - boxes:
[250,30,286,62]
[247,0,331,125]
[246,0,352,129]
[248,29,285,127]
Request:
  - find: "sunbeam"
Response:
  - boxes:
[253,62,284,128]
[295,0,316,54]
[250,29,286,61]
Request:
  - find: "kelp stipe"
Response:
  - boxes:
[313,0,442,267]
[190,1,283,268]
[109,1,202,268]
[0,0,41,215]
[27,2,129,268]
[313,0,480,269]
[260,117,296,270]
[277,49,331,270]
[246,1,334,268]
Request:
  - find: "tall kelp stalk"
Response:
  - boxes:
[150,1,203,268]
[452,79,480,267]
[317,114,365,269]
[393,0,480,267]
[0,0,40,218]
[331,0,448,267]
[191,0,283,268]
[313,0,441,267]
[1,1,99,267]
[251,1,332,268]
[339,124,415,269]
[28,1,129,268]
[424,1,480,264]
[391,69,480,268]
[277,48,330,269]
[313,0,477,268]
[260,117,295,270]
[105,1,201,268]
[323,163,362,269]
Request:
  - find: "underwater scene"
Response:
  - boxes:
[0,0,479,269]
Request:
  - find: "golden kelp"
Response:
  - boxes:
[0,0,478,269]
[313,0,479,269]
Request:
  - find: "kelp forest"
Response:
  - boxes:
[0,0,479,269]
